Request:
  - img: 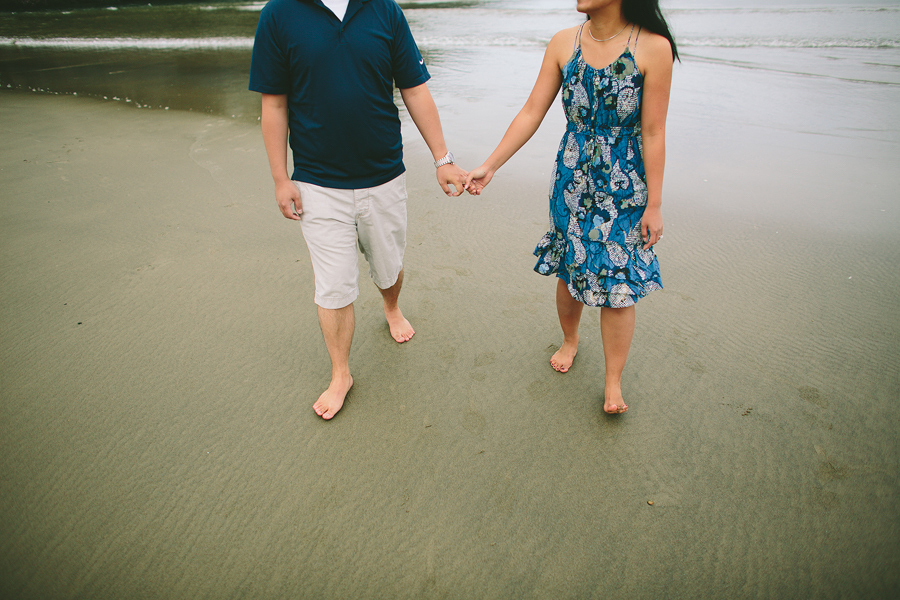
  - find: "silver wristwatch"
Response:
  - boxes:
[434,151,455,168]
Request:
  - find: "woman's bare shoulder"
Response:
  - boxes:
[635,29,675,63]
[551,24,582,46]
[546,24,582,65]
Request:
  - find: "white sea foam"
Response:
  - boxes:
[0,37,254,50]
[2,34,895,52]
[669,6,900,15]
[417,35,548,48]
[680,38,900,50]
[0,35,551,51]
[195,2,266,11]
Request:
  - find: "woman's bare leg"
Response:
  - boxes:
[551,278,584,372]
[600,304,635,413]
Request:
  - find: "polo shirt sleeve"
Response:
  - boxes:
[390,6,431,90]
[248,4,289,95]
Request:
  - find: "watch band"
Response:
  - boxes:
[434,151,455,168]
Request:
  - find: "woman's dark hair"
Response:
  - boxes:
[589,0,680,62]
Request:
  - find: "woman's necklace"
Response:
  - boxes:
[587,22,628,43]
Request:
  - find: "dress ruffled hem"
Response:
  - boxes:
[533,228,662,308]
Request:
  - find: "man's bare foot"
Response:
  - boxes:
[603,382,629,414]
[550,341,578,372]
[313,374,353,420]
[385,307,415,343]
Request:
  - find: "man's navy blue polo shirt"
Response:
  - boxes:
[249,0,430,189]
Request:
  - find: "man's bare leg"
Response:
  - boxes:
[313,304,354,420]
[378,269,415,343]
[551,278,583,372]
[600,305,635,414]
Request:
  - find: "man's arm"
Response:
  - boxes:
[260,93,302,220]
[399,83,467,197]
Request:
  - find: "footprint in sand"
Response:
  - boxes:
[463,405,485,435]
[799,385,828,409]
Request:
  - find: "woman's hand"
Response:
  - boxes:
[464,165,495,195]
[641,205,663,249]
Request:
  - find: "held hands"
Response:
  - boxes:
[463,164,495,196]
[641,205,664,250]
[437,163,469,197]
[275,178,302,220]
[276,163,469,218]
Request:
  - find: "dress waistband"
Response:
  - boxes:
[566,124,641,137]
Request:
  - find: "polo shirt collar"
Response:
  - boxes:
[299,0,370,7]
[301,0,370,23]
[343,0,369,23]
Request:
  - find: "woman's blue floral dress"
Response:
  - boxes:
[534,26,662,308]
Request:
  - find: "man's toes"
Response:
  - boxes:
[393,327,414,343]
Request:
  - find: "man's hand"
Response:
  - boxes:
[437,163,468,197]
[260,94,300,220]
[275,179,302,220]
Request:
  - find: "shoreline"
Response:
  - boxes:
[1,90,898,598]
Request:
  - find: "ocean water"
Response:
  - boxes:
[1,1,897,115]
[1,0,898,229]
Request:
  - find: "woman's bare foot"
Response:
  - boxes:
[603,382,629,414]
[313,374,353,420]
[550,341,578,372]
[385,307,415,343]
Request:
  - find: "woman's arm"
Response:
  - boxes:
[464,28,573,194]
[637,33,673,249]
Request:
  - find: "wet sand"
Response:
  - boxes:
[1,90,898,599]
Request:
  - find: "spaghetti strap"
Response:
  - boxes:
[633,26,642,51]
[575,21,585,51]
[625,24,636,49]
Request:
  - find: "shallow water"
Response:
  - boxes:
[1,1,898,118]
[1,0,898,230]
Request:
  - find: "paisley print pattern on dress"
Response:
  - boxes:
[534,34,662,308]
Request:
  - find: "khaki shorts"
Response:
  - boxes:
[294,173,407,309]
